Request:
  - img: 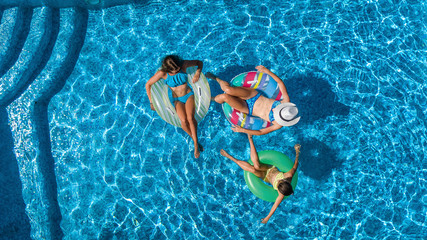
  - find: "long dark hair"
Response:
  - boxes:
[277,180,294,196]
[160,55,183,73]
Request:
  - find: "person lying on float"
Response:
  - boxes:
[220,134,301,224]
[146,55,206,158]
[206,65,300,135]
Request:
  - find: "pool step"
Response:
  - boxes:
[0,7,32,79]
[0,7,60,239]
[0,7,58,107]
[7,7,88,239]
[0,9,4,25]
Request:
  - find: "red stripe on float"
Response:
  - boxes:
[230,109,240,125]
[275,91,282,101]
[243,72,257,88]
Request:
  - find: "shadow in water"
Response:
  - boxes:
[298,137,342,181]
[206,67,350,124]
[0,107,31,240]
[288,73,348,180]
[285,73,350,124]
[206,67,347,180]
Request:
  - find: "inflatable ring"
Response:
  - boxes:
[222,71,285,130]
[244,150,298,202]
[151,66,211,127]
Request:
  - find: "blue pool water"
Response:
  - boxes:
[0,0,426,239]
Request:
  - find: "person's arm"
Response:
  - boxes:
[145,71,164,110]
[286,144,301,177]
[182,60,203,83]
[255,65,290,103]
[231,123,282,136]
[261,193,285,224]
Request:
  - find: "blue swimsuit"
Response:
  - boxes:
[165,72,187,87]
[165,72,194,103]
[245,92,281,122]
[269,101,281,122]
[245,92,261,115]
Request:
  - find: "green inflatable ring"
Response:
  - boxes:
[244,150,298,202]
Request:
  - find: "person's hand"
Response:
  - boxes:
[294,144,301,153]
[150,103,156,111]
[192,72,200,83]
[255,65,270,74]
[231,125,245,133]
[261,218,269,224]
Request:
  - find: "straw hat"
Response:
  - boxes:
[273,102,301,127]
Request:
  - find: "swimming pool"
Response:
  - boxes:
[1,0,426,239]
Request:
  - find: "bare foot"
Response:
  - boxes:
[206,72,229,90]
[194,144,204,158]
[194,148,200,158]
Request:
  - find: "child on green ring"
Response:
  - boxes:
[220,134,300,224]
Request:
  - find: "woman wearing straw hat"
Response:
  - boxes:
[206,65,300,135]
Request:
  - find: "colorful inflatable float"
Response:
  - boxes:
[222,71,285,130]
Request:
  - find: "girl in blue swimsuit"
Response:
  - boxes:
[146,55,204,158]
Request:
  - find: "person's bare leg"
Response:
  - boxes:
[206,72,258,99]
[220,149,264,178]
[213,93,250,114]
[247,134,270,171]
[206,72,230,91]
[185,95,202,158]
[175,102,192,136]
